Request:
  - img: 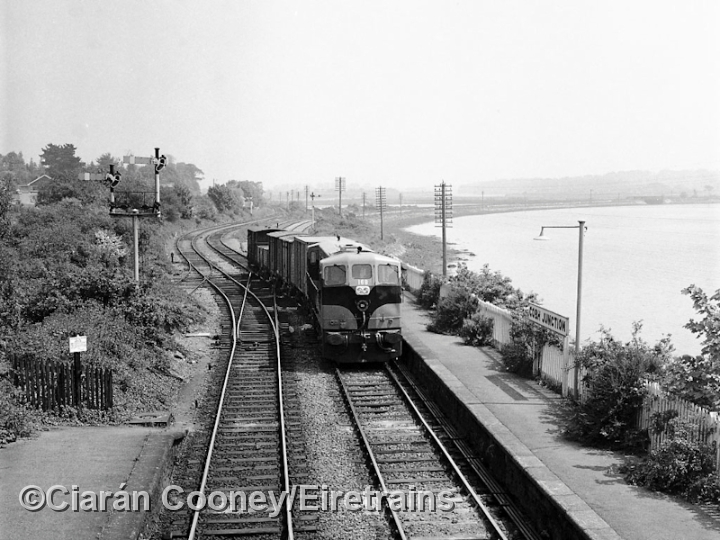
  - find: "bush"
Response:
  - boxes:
[0,379,41,446]
[417,271,444,309]
[428,285,478,334]
[499,314,557,377]
[662,354,720,411]
[459,313,494,346]
[623,417,720,503]
[452,263,536,310]
[564,324,671,449]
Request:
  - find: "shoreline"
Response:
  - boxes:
[368,200,720,275]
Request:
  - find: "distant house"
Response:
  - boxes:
[14,174,53,206]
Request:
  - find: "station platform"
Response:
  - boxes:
[400,296,720,540]
[0,426,180,540]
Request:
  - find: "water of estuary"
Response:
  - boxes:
[407,204,720,356]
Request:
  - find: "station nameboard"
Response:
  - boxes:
[528,303,569,337]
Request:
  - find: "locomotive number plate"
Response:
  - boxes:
[355,285,370,295]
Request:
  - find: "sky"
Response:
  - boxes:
[2,0,719,193]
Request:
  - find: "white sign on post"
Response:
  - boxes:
[69,335,87,353]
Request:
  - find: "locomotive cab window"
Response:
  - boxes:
[351,264,372,279]
[378,264,400,285]
[324,265,347,286]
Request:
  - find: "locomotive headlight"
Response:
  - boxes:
[355,285,370,296]
[356,299,370,312]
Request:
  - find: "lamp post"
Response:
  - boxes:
[534,220,586,398]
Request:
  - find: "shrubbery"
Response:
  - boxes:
[428,284,480,334]
[417,271,443,310]
[459,312,494,347]
[0,152,242,444]
[500,314,560,377]
[423,264,536,336]
[661,354,720,411]
[564,324,671,449]
[623,417,720,503]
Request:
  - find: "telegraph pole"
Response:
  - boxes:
[305,185,309,212]
[376,186,387,240]
[335,177,346,216]
[435,181,453,277]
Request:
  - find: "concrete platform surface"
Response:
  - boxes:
[0,426,179,540]
[401,296,720,540]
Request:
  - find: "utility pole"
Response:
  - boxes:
[335,176,346,216]
[375,186,387,240]
[305,185,309,212]
[435,181,453,277]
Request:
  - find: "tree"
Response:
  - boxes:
[0,177,13,239]
[227,179,264,205]
[173,163,203,192]
[682,285,720,361]
[0,151,31,186]
[207,185,242,213]
[41,143,83,180]
[35,178,106,206]
[174,185,193,218]
[94,153,118,172]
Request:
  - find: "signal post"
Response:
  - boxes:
[104,148,167,282]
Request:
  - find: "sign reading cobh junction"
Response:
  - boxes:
[528,303,569,337]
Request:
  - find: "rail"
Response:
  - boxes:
[176,223,294,539]
[336,366,519,540]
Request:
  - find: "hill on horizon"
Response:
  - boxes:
[458,170,720,199]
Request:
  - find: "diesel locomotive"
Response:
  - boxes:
[247,227,402,363]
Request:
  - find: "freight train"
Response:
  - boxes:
[247,227,403,363]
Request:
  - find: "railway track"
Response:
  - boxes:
[174,223,298,539]
[337,363,540,540]
[167,219,540,540]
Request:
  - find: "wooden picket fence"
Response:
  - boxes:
[10,354,113,411]
[638,381,720,474]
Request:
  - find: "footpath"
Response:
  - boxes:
[0,426,180,540]
[401,296,720,540]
